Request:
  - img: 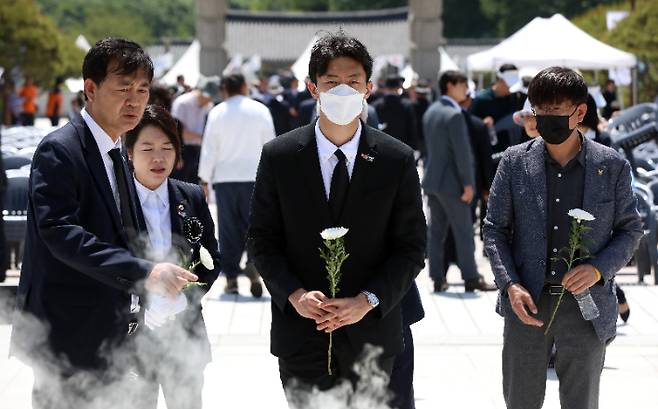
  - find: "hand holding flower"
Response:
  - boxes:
[562,264,600,295]
[316,293,373,332]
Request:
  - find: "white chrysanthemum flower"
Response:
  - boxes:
[320,227,349,241]
[568,208,595,222]
[199,246,214,270]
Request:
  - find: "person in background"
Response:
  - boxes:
[411,79,432,161]
[2,80,22,126]
[46,78,64,127]
[372,75,419,151]
[171,76,219,184]
[68,91,85,122]
[470,64,526,152]
[199,73,274,297]
[601,79,619,120]
[264,76,294,136]
[175,74,191,96]
[125,104,220,409]
[423,70,495,293]
[19,76,39,126]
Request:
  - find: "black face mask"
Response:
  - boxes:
[535,106,578,145]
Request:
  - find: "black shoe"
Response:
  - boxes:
[619,303,630,323]
[433,280,449,293]
[244,263,263,298]
[465,275,497,292]
[224,278,238,295]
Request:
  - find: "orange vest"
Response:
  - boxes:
[20,85,38,114]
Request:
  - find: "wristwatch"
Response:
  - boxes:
[361,290,380,308]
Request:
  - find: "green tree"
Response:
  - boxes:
[0,0,83,85]
[574,0,658,102]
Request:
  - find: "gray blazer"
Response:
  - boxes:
[483,137,643,342]
[422,98,475,197]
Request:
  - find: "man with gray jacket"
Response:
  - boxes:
[423,70,494,292]
[484,67,643,409]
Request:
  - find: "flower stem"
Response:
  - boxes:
[328,332,333,376]
[544,287,566,335]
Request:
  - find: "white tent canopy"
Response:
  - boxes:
[161,40,201,86]
[467,14,636,71]
[291,36,318,91]
[439,46,459,72]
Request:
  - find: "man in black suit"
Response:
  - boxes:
[10,38,197,409]
[372,75,419,151]
[249,31,426,404]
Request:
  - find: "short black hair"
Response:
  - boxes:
[82,38,154,99]
[438,70,467,95]
[220,74,246,97]
[498,63,518,73]
[125,104,181,167]
[148,84,173,112]
[308,30,373,84]
[385,75,403,89]
[581,94,599,130]
[527,67,588,108]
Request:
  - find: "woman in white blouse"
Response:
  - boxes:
[125,104,220,409]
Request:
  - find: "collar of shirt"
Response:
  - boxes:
[314,120,362,167]
[81,108,122,154]
[441,95,462,111]
[134,177,170,209]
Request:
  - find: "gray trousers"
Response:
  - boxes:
[427,192,478,282]
[503,291,606,409]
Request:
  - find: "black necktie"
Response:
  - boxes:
[329,149,349,223]
[108,148,137,234]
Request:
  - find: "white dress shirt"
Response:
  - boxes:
[134,178,172,261]
[81,108,139,312]
[441,95,462,111]
[81,108,122,211]
[315,121,362,200]
[198,95,276,184]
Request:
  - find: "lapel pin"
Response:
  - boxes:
[177,204,186,218]
[360,153,375,163]
[597,168,605,176]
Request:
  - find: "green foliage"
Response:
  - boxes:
[36,0,196,45]
[573,0,658,102]
[0,0,84,85]
[479,0,620,37]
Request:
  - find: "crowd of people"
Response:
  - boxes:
[3,31,643,409]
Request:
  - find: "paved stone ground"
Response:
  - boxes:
[1,236,656,409]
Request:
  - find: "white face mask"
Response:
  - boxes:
[318,84,366,126]
[499,71,519,88]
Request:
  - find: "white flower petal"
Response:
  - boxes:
[568,208,595,221]
[320,227,349,240]
[199,246,215,270]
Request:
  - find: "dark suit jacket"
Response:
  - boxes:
[11,113,153,371]
[248,122,426,358]
[462,111,494,193]
[483,137,643,342]
[372,94,419,150]
[134,178,220,369]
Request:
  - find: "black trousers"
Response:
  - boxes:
[279,329,395,408]
[214,182,255,279]
[389,325,415,409]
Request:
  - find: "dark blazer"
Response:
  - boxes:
[134,178,220,369]
[248,122,426,358]
[462,111,494,193]
[372,94,419,150]
[11,113,153,371]
[483,137,643,342]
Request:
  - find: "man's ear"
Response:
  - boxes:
[307,80,319,100]
[576,102,588,123]
[84,79,97,103]
[365,80,373,99]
